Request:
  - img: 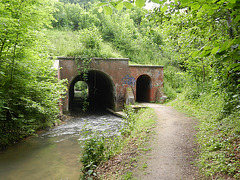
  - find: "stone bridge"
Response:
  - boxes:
[55,57,164,113]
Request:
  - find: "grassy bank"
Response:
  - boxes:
[169,93,240,179]
[79,106,156,179]
[46,29,123,58]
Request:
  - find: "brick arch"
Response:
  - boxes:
[136,74,152,102]
[57,57,164,113]
[68,70,116,112]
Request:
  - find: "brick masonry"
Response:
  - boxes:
[56,57,164,113]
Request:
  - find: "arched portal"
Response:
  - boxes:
[136,75,151,102]
[69,70,115,112]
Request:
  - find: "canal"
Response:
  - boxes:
[0,112,123,180]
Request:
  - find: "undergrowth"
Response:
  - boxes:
[170,93,240,179]
[79,106,156,179]
[46,29,123,58]
[162,66,186,102]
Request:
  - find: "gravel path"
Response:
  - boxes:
[133,103,200,180]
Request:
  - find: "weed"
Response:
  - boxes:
[131,157,137,163]
[121,105,137,135]
[122,172,134,180]
[141,147,152,152]
[46,29,122,58]
[142,163,148,169]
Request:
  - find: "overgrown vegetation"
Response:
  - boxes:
[171,93,240,179]
[79,106,156,179]
[47,1,169,65]
[0,0,67,150]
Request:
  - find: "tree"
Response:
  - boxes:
[0,0,66,149]
[152,0,240,112]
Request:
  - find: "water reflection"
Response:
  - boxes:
[0,112,123,180]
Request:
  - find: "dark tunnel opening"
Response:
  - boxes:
[69,70,115,113]
[136,75,151,102]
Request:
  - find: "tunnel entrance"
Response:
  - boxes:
[69,70,115,112]
[136,75,151,102]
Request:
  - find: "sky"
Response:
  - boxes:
[144,1,160,10]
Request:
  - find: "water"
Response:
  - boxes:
[0,113,123,180]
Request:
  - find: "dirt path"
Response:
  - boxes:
[133,103,200,180]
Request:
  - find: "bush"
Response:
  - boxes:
[163,66,185,101]
[163,82,177,101]
[0,0,67,149]
[52,2,100,30]
[47,29,123,59]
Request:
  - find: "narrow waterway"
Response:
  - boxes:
[0,112,123,180]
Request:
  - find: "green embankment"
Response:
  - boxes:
[170,93,240,179]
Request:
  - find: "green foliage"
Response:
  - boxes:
[47,30,82,56]
[74,81,89,111]
[49,2,166,65]
[0,0,67,149]
[47,29,123,58]
[82,27,101,49]
[52,2,100,30]
[97,0,146,13]
[163,82,177,101]
[100,11,164,65]
[122,105,137,134]
[163,66,185,101]
[61,26,103,60]
[149,0,239,112]
[122,172,133,180]
[75,81,88,91]
[197,111,240,179]
[80,135,106,177]
[59,0,100,6]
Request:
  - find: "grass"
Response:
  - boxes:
[46,29,171,66]
[46,29,123,58]
[169,92,240,179]
[46,29,83,56]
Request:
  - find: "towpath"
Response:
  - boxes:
[133,103,200,180]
